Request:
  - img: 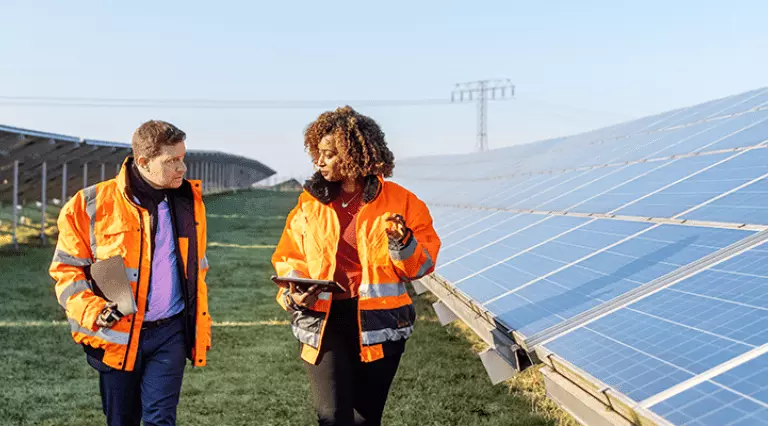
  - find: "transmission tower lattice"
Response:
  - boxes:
[451,79,515,152]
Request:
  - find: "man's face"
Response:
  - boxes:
[137,142,187,189]
[316,134,343,182]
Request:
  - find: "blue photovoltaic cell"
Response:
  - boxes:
[436,213,545,274]
[456,220,649,304]
[633,114,760,160]
[485,173,572,209]
[713,88,768,117]
[546,327,697,401]
[606,125,705,164]
[572,154,729,214]
[650,354,768,426]
[617,148,768,218]
[484,225,752,336]
[465,219,650,326]
[433,208,495,234]
[479,175,549,206]
[438,211,516,248]
[546,309,752,402]
[436,215,588,291]
[427,180,497,205]
[642,108,690,132]
[509,168,617,210]
[629,285,768,347]
[617,123,714,161]
[543,242,768,408]
[661,96,746,128]
[470,178,534,204]
[704,109,768,151]
[683,176,768,225]
[536,162,663,212]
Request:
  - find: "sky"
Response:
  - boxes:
[1,0,767,182]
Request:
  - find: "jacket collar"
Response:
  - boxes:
[303,172,382,205]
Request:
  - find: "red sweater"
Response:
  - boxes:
[331,189,364,300]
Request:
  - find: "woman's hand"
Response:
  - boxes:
[385,214,408,242]
[289,283,322,309]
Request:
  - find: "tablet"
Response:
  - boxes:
[270,275,346,293]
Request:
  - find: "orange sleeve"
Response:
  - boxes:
[49,192,107,331]
[389,193,441,281]
[272,196,311,311]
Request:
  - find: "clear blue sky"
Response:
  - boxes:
[1,0,766,181]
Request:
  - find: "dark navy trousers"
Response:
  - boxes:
[87,314,187,426]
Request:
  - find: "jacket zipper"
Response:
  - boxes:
[167,194,192,361]
[120,203,145,371]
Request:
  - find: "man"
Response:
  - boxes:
[49,120,212,426]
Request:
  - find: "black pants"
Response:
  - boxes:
[303,298,404,426]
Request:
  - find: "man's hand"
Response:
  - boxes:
[95,301,120,328]
[289,283,322,309]
[385,214,408,242]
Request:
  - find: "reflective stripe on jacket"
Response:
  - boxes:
[49,157,211,371]
[272,174,441,364]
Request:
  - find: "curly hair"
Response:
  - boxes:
[304,106,395,178]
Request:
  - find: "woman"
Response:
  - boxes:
[272,106,441,426]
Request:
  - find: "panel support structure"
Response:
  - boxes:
[411,279,429,295]
[418,274,529,383]
[12,160,19,250]
[540,366,636,426]
[41,161,47,244]
[479,346,518,385]
[433,300,459,325]
[61,163,68,203]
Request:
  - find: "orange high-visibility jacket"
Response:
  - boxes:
[272,174,441,364]
[49,158,211,371]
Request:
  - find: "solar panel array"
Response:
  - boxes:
[0,124,276,248]
[395,87,768,426]
[0,124,276,203]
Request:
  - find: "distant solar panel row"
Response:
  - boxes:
[396,87,768,425]
[0,124,276,204]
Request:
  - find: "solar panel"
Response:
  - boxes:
[648,352,768,426]
[396,87,768,425]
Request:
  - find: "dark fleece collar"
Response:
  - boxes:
[121,157,194,209]
[128,159,166,211]
[303,172,381,205]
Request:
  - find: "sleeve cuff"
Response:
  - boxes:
[389,228,417,261]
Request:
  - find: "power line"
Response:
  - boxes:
[0,96,452,109]
[0,93,636,120]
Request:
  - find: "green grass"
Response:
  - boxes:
[0,189,575,426]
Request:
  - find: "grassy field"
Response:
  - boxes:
[0,189,575,426]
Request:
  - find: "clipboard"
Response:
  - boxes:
[90,255,138,317]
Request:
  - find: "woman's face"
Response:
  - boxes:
[316,134,344,182]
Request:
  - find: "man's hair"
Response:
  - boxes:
[304,106,395,178]
[131,120,186,159]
